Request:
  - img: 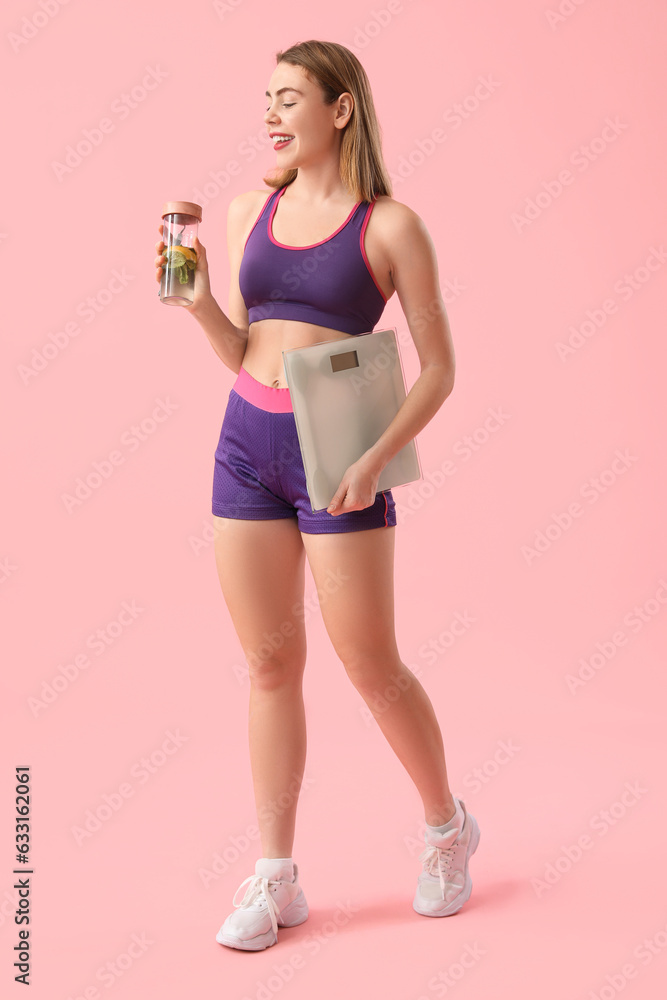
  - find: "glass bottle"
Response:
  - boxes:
[160,201,202,305]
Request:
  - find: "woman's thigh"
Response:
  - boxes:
[213,515,308,680]
[299,526,400,675]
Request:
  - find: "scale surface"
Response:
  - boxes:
[282,328,423,512]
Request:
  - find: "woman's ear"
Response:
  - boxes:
[335,92,354,129]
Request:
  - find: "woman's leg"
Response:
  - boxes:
[214,515,308,857]
[300,526,456,827]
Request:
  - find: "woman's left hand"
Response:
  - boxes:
[327,454,383,515]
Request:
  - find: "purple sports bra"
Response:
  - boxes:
[238,185,387,336]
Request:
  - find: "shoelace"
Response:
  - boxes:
[418,844,455,899]
[232,874,283,936]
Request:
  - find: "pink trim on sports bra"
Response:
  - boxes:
[269,185,363,250]
[360,201,388,303]
[243,189,277,253]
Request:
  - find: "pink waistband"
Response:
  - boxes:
[232,365,293,413]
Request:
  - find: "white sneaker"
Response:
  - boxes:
[216,857,309,950]
[413,798,480,917]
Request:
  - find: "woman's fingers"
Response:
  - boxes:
[155,223,165,281]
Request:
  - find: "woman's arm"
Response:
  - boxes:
[363,203,456,476]
[187,293,248,373]
[186,193,252,374]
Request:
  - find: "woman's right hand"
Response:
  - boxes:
[155,224,212,310]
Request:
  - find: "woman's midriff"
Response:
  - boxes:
[240,319,357,388]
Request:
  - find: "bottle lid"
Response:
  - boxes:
[161,201,202,222]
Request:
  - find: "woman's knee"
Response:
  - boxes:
[246,645,307,691]
[341,650,405,692]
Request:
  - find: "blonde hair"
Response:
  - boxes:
[262,40,393,203]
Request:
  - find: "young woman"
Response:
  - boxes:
[155,40,480,951]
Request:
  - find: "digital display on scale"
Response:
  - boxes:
[330,350,359,373]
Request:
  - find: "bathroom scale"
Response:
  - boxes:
[282,327,423,513]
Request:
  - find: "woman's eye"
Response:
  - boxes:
[265,103,296,111]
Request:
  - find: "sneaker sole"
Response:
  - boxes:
[216,888,309,950]
[412,815,481,918]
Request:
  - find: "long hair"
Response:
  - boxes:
[262,40,393,203]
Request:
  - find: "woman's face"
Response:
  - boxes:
[264,63,352,168]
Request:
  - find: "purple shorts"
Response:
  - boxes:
[211,365,397,534]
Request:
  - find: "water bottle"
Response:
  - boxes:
[159,201,202,305]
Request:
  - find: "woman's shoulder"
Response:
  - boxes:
[226,189,278,252]
[228,187,278,217]
[370,194,426,238]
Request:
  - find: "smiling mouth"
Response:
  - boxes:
[274,136,294,149]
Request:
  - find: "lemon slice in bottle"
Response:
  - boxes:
[166,245,196,263]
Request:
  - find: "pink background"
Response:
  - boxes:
[2,0,666,997]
